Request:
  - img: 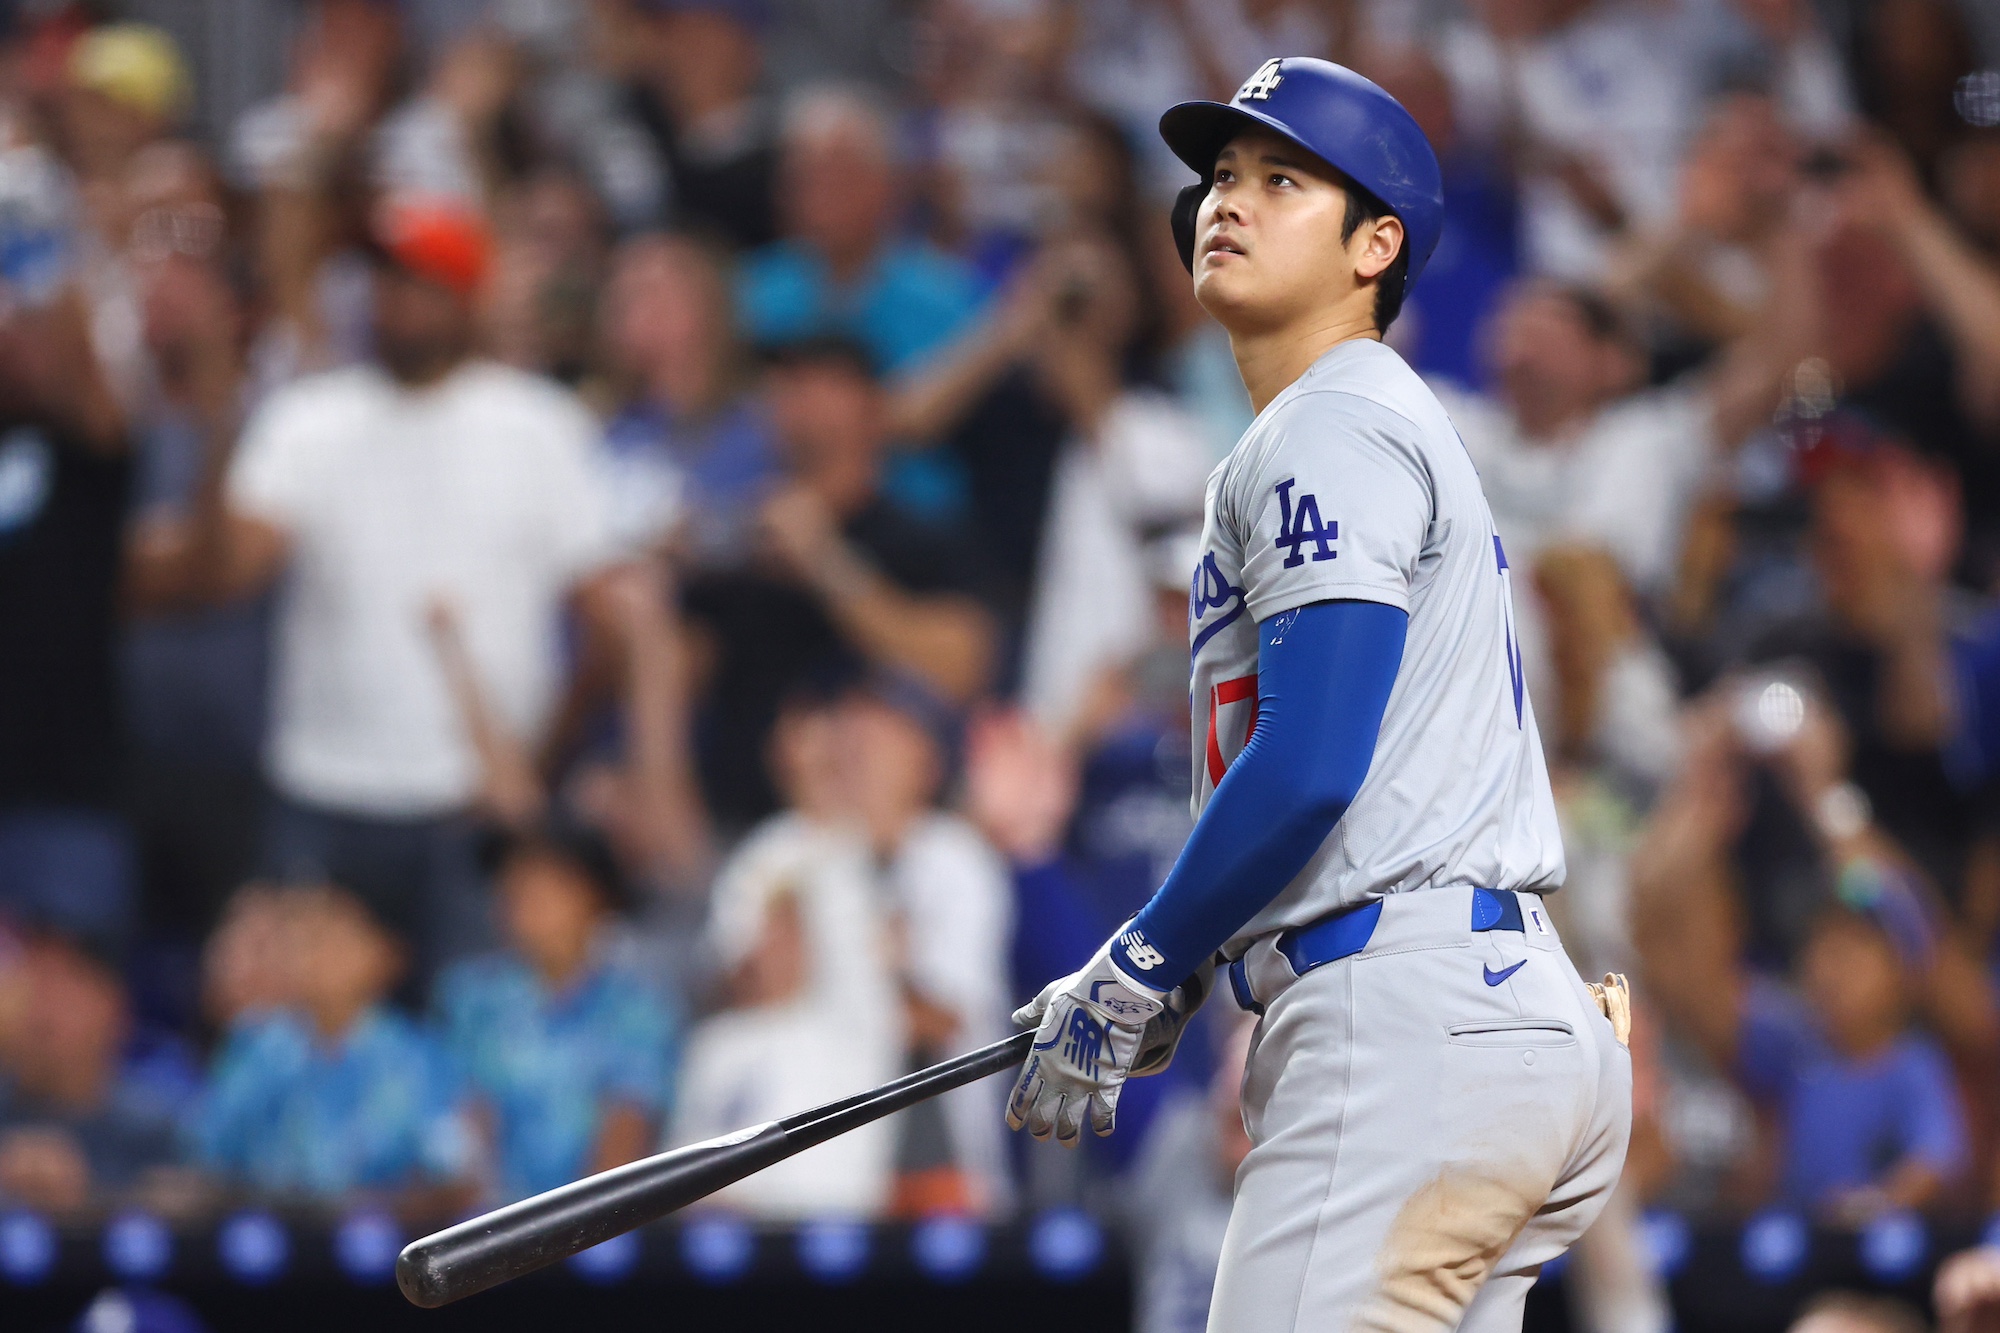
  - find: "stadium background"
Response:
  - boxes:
[0,1,1999,1330]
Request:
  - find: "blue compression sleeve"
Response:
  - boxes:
[1121,599,1408,988]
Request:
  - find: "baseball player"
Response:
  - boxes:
[1005,59,1633,1332]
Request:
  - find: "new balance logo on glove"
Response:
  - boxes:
[1120,929,1165,972]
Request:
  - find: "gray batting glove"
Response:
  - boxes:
[1006,928,1171,1146]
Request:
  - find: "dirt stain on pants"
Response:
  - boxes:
[1354,1169,1540,1332]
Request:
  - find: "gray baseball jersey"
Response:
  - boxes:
[1188,338,1565,957]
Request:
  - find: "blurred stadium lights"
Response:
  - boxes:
[679,1214,755,1283]
[910,1214,986,1282]
[332,1211,402,1285]
[0,1209,55,1284]
[101,1209,172,1282]
[796,1217,871,1283]
[1640,1209,1694,1280]
[216,1210,289,1285]
[1027,1208,1104,1281]
[567,1229,642,1284]
[1740,1210,1810,1284]
[1857,1211,1928,1284]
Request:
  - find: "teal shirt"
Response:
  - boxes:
[190,1007,471,1198]
[735,239,985,374]
[436,952,679,1201]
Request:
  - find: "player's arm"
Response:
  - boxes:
[1007,597,1405,1143]
[1124,597,1406,983]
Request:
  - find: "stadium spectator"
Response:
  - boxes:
[1752,423,1976,911]
[736,84,985,374]
[188,885,476,1211]
[671,693,903,1217]
[681,335,996,825]
[1825,130,2000,585]
[481,166,612,383]
[436,823,679,1204]
[0,932,197,1211]
[892,232,1209,732]
[1367,46,1522,390]
[890,114,1191,608]
[120,146,268,986]
[1432,257,1812,770]
[135,198,623,979]
[595,231,779,562]
[0,271,134,955]
[226,0,400,381]
[624,0,779,250]
[1633,691,1987,1219]
[198,884,308,1031]
[371,28,521,210]
[835,680,1013,1215]
[58,24,191,188]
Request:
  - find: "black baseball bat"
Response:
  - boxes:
[396,1028,1036,1308]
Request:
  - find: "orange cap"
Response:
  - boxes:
[372,198,492,297]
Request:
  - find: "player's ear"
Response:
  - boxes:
[1353,214,1404,283]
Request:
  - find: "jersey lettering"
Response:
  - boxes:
[1275,478,1337,568]
[1237,58,1285,101]
[1189,551,1247,660]
[1495,535,1524,727]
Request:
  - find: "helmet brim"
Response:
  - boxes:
[1159,100,1335,181]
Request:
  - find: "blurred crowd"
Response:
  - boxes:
[0,0,1996,1327]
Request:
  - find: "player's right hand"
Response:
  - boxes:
[1006,929,1170,1146]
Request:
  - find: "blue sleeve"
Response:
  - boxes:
[1122,599,1407,987]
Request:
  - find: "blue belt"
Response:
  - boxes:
[1227,888,1528,1015]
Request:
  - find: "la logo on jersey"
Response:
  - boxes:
[1237,58,1285,101]
[1275,478,1337,568]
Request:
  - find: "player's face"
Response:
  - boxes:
[1191,129,1404,335]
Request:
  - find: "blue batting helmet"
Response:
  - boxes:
[1159,57,1444,303]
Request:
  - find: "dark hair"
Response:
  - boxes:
[481,818,632,913]
[1337,181,1410,334]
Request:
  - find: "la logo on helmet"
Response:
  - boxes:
[1237,59,1285,101]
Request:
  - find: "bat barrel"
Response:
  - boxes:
[395,1029,1035,1309]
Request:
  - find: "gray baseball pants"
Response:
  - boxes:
[1208,887,1632,1333]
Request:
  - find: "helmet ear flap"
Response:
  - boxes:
[1171,181,1206,274]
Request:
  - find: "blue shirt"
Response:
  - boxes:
[435,952,678,1200]
[600,396,779,564]
[189,1007,471,1198]
[1737,983,1969,1208]
[735,239,985,373]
